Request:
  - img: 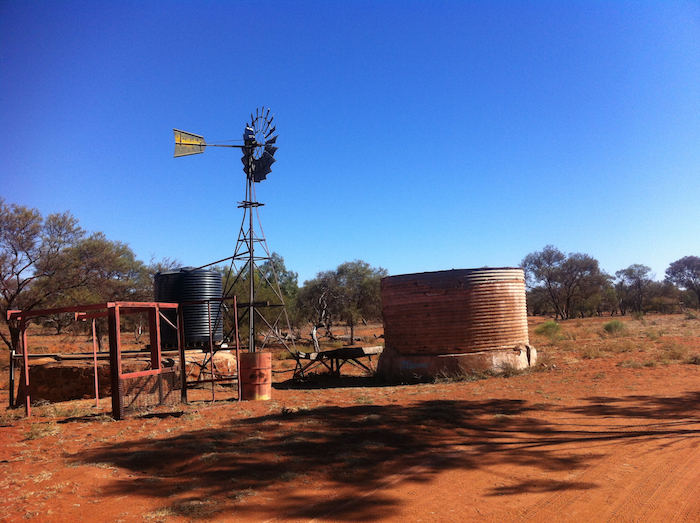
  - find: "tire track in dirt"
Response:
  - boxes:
[606,422,700,523]
[261,450,466,523]
[517,420,700,523]
[515,423,642,522]
[670,444,700,523]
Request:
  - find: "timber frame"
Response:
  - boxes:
[8,301,181,420]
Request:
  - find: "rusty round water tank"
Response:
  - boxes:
[381,268,529,356]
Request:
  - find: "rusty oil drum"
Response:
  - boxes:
[239,352,272,401]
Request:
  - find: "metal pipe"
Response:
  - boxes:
[8,349,15,408]
[92,319,99,408]
[248,175,255,353]
[208,301,215,402]
[234,296,241,402]
[21,319,30,417]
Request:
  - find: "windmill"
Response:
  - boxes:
[173,108,295,355]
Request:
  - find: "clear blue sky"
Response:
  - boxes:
[1,1,699,285]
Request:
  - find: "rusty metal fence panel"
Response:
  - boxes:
[118,366,181,416]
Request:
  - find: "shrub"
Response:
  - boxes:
[609,339,636,353]
[497,362,526,378]
[433,369,491,383]
[531,351,556,371]
[25,422,60,440]
[645,329,663,341]
[582,346,604,359]
[685,310,698,320]
[556,339,577,351]
[661,341,688,361]
[619,359,642,368]
[603,320,627,336]
[535,320,562,341]
[686,354,700,365]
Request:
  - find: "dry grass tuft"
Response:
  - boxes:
[581,346,604,359]
[602,320,627,337]
[660,340,688,361]
[608,339,637,353]
[25,422,60,440]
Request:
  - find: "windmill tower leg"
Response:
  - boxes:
[223,176,296,357]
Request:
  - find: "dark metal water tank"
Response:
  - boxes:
[154,267,224,347]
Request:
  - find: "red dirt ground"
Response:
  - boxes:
[2,315,700,522]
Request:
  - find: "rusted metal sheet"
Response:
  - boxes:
[381,268,529,356]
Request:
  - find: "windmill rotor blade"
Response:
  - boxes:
[265,126,276,138]
[266,135,277,145]
[265,144,278,156]
[173,129,206,157]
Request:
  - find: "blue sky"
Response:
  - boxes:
[1,1,699,284]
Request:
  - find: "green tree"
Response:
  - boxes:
[644,281,681,313]
[260,252,299,316]
[615,264,653,315]
[665,256,700,308]
[598,283,619,316]
[0,199,84,350]
[221,252,298,345]
[521,245,608,320]
[296,270,338,345]
[33,232,151,346]
[297,260,387,346]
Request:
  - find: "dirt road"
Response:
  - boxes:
[3,347,700,522]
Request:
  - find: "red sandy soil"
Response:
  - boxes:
[2,315,700,522]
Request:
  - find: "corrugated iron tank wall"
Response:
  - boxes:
[154,267,224,347]
[381,268,529,355]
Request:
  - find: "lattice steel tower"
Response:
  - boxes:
[173,108,296,354]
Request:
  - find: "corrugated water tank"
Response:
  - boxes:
[154,267,224,347]
[381,268,529,355]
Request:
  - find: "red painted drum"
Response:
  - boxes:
[239,352,272,401]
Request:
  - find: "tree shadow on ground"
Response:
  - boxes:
[74,393,700,521]
[571,392,700,419]
[274,374,392,390]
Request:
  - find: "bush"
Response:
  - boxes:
[619,359,642,368]
[531,351,556,372]
[603,320,626,336]
[433,370,492,383]
[497,362,527,378]
[661,341,688,361]
[645,329,664,341]
[685,310,698,320]
[534,320,562,341]
[609,339,636,353]
[582,346,604,359]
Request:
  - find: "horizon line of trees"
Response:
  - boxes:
[3,200,700,351]
[521,245,700,320]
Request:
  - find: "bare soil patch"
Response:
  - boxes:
[2,315,700,522]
